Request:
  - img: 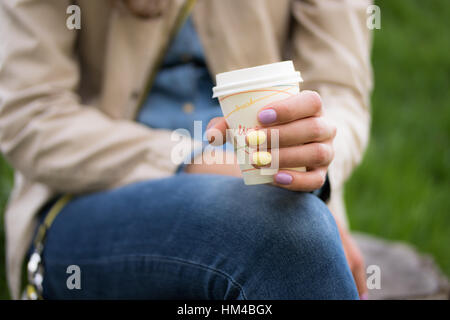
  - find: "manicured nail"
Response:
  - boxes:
[206,128,215,143]
[252,151,272,166]
[258,109,277,124]
[360,293,369,300]
[247,130,267,146]
[274,172,292,185]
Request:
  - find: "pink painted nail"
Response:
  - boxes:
[274,172,292,185]
[258,109,277,124]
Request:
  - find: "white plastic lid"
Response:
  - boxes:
[212,61,302,98]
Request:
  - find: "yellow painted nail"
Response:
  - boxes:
[247,130,267,146]
[252,151,272,166]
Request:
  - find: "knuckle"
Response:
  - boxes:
[331,123,337,138]
[312,172,326,189]
[304,90,322,114]
[309,117,325,139]
[312,143,331,165]
[328,142,335,162]
[280,99,295,120]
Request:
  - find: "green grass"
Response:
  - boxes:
[0,157,13,299]
[345,0,450,276]
[0,0,449,299]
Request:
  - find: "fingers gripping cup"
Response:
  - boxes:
[212,61,305,185]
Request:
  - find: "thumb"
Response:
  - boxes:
[206,117,229,146]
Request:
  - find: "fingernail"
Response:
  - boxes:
[274,172,292,185]
[252,151,272,166]
[360,293,369,300]
[258,109,277,124]
[247,130,267,146]
[206,128,215,143]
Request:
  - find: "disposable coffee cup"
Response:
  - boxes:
[212,61,305,185]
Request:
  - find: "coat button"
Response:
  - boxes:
[182,102,195,114]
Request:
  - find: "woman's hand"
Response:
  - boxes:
[207,90,336,191]
[336,219,368,299]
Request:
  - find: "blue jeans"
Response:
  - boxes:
[39,173,358,299]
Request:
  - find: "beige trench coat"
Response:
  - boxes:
[0,0,372,298]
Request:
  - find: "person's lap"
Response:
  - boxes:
[40,173,358,299]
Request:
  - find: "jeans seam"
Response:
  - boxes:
[46,254,248,300]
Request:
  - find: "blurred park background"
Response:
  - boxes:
[0,0,449,299]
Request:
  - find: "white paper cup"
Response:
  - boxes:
[212,61,305,185]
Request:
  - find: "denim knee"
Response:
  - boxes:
[135,175,356,298]
[220,190,358,299]
[195,183,344,268]
[243,191,343,265]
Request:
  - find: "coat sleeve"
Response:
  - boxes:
[290,0,373,199]
[0,0,191,193]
